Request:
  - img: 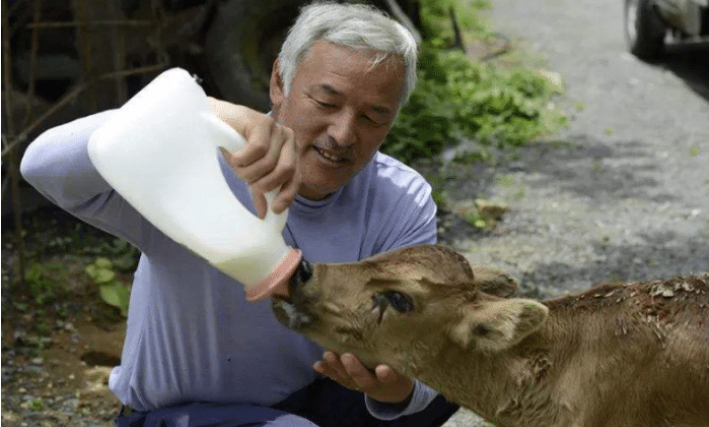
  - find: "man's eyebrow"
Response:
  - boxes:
[371,105,393,115]
[315,84,342,97]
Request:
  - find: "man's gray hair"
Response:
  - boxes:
[277,1,418,107]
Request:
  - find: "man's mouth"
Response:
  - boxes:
[314,146,350,164]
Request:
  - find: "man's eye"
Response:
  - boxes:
[317,101,336,108]
[362,115,387,127]
[382,291,414,313]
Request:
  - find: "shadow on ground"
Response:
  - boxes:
[504,135,673,203]
[519,230,709,299]
[422,133,677,210]
[427,134,708,299]
[662,41,709,103]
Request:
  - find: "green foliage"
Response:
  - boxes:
[457,199,508,230]
[382,0,565,165]
[418,0,489,47]
[24,262,68,305]
[453,149,493,164]
[83,238,139,272]
[85,257,130,317]
[384,46,565,164]
[461,210,489,229]
[28,399,44,411]
[431,189,449,210]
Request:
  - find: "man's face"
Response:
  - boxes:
[270,40,404,200]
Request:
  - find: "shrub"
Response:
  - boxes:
[382,1,565,164]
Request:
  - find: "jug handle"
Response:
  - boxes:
[205,114,284,225]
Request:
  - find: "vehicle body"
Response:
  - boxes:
[624,0,709,59]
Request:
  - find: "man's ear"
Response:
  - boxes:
[472,266,519,298]
[448,299,548,352]
[270,60,286,107]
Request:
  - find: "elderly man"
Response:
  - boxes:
[20,2,459,426]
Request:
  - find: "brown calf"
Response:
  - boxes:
[273,244,709,427]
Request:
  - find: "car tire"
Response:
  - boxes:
[624,0,666,60]
[204,0,306,111]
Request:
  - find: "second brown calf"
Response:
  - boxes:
[273,244,709,427]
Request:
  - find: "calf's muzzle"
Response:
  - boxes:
[285,258,312,300]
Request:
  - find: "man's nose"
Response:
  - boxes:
[329,111,357,147]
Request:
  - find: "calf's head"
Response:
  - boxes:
[273,244,548,372]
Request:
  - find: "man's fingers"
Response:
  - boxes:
[313,360,332,377]
[324,352,349,381]
[234,129,281,183]
[245,150,296,193]
[209,98,250,135]
[341,354,377,390]
[231,116,276,166]
[375,365,397,384]
[315,352,362,390]
[271,175,299,214]
[314,357,348,387]
[234,121,293,168]
[248,175,296,218]
[249,189,268,219]
[210,99,299,214]
[235,126,296,206]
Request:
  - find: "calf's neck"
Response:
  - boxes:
[273,244,709,427]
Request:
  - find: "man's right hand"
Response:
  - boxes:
[208,98,300,218]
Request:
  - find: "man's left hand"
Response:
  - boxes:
[314,351,414,404]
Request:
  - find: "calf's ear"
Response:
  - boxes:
[472,267,519,298]
[449,299,548,352]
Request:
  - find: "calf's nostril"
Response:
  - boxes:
[288,258,313,297]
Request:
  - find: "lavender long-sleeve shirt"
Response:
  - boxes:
[20,111,440,419]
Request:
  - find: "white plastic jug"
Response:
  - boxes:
[87,68,301,301]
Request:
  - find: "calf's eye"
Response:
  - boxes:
[382,291,414,313]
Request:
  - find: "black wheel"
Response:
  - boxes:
[624,0,666,60]
[203,0,307,111]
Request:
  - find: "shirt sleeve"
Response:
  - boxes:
[364,380,440,420]
[20,111,160,253]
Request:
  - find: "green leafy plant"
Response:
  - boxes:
[83,238,139,272]
[418,0,490,47]
[455,199,509,230]
[382,1,566,165]
[453,149,493,164]
[85,257,130,317]
[431,188,450,210]
[28,399,44,411]
[385,47,565,164]
[24,261,68,305]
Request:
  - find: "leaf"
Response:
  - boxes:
[99,283,130,317]
[85,264,115,283]
[112,253,137,272]
[94,257,113,269]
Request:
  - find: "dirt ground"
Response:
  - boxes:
[2,209,129,427]
[1,313,125,426]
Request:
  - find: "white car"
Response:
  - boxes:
[624,0,709,59]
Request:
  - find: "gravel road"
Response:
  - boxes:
[440,0,709,425]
